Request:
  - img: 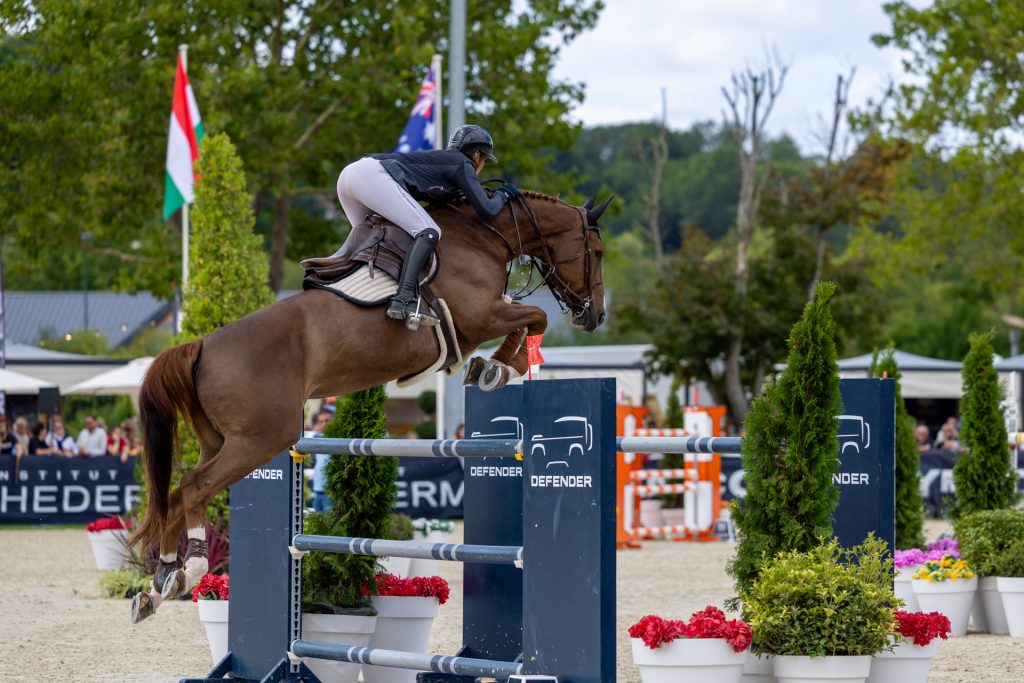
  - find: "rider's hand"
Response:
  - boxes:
[496,182,520,200]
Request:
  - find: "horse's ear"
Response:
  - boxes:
[583,196,595,211]
[587,195,615,225]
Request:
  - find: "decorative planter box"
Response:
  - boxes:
[911,577,977,637]
[301,612,377,683]
[196,600,229,665]
[631,637,747,683]
[867,638,938,683]
[362,596,440,683]
[773,655,871,683]
[996,576,1024,637]
[87,529,128,571]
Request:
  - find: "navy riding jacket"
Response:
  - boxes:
[368,150,506,220]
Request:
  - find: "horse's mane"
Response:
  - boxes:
[440,188,567,211]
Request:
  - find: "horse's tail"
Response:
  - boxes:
[131,339,204,552]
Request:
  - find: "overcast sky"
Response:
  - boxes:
[551,0,910,153]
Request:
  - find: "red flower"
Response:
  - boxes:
[373,573,450,605]
[85,516,132,532]
[893,610,951,646]
[191,573,229,602]
[629,607,752,652]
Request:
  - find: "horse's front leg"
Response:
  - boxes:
[464,303,547,391]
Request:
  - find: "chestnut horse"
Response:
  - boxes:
[129,191,610,622]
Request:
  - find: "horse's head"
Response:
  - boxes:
[515,192,612,332]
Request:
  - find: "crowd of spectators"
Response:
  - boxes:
[914,416,961,454]
[0,413,143,463]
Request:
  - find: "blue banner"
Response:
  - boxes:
[0,455,140,525]
[394,457,463,519]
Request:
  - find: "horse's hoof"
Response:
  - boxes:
[480,363,510,392]
[160,568,188,601]
[463,357,486,386]
[130,592,155,624]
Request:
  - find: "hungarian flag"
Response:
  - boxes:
[163,55,204,220]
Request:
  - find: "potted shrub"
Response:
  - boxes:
[992,538,1024,637]
[893,541,960,614]
[85,516,131,570]
[744,536,896,683]
[301,386,396,683]
[362,573,451,683]
[867,610,951,683]
[628,606,751,683]
[955,508,1024,634]
[192,572,229,665]
[910,555,976,636]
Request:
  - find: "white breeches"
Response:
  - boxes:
[337,157,442,238]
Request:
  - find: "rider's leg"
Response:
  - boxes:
[387,228,440,326]
[336,161,374,234]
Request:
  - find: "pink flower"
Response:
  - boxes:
[629,607,751,652]
[191,573,229,601]
[373,573,450,605]
[85,516,132,532]
[894,610,951,646]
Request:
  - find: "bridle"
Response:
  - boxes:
[462,193,602,319]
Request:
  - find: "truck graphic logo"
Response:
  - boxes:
[530,416,593,469]
[837,415,870,456]
[470,416,523,442]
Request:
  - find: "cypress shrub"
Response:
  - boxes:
[661,377,686,508]
[952,331,1017,517]
[303,386,398,610]
[869,348,925,549]
[729,281,842,602]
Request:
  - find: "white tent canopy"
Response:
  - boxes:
[64,357,153,396]
[0,367,58,395]
[836,350,963,399]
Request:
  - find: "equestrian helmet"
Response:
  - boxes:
[447,124,498,163]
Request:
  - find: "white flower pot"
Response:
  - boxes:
[379,555,411,578]
[911,576,977,637]
[741,652,776,682]
[866,638,937,683]
[87,529,128,570]
[408,530,450,578]
[301,612,377,683]
[196,600,229,665]
[640,499,664,528]
[773,655,871,683]
[974,576,1008,634]
[996,576,1024,637]
[630,637,747,683]
[894,566,920,612]
[362,596,440,683]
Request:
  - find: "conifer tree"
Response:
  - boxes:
[869,348,925,549]
[303,386,397,610]
[661,377,686,507]
[729,281,842,601]
[952,331,1017,518]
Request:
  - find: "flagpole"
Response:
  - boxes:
[432,53,443,150]
[178,43,190,334]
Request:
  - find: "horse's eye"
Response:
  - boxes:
[596,250,604,259]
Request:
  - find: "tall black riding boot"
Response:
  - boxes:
[387,228,440,330]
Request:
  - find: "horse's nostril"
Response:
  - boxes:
[597,312,606,325]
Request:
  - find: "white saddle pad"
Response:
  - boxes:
[325,264,398,306]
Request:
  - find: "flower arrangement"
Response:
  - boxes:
[628,607,752,653]
[86,516,132,532]
[893,610,952,646]
[911,554,974,582]
[373,573,450,605]
[894,546,960,568]
[191,573,229,601]
[928,537,958,555]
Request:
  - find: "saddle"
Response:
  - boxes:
[300,216,460,379]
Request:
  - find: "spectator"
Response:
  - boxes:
[310,409,334,513]
[125,435,144,460]
[453,423,465,440]
[76,415,108,457]
[0,416,22,458]
[936,420,961,453]
[46,415,76,457]
[27,423,50,455]
[106,426,128,458]
[12,417,30,453]
[120,418,136,444]
[914,424,933,452]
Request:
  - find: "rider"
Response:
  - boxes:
[336,124,519,327]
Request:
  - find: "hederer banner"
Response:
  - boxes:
[0,456,140,525]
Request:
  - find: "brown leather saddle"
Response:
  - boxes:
[300,215,438,297]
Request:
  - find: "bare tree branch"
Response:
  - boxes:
[293,96,346,150]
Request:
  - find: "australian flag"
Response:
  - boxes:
[393,68,437,153]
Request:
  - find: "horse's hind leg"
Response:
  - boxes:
[159,432,291,601]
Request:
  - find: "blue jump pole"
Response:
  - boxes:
[292,437,520,458]
[291,535,523,565]
[289,642,522,679]
[617,435,743,454]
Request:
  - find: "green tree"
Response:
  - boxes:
[869,347,924,549]
[303,386,396,610]
[0,1,603,293]
[172,132,273,522]
[660,377,686,508]
[952,331,1017,518]
[729,281,842,603]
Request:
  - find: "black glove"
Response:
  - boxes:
[496,182,520,200]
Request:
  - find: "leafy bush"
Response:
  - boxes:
[992,539,1024,578]
[388,513,415,541]
[952,331,1017,517]
[98,567,152,599]
[303,386,397,612]
[954,508,1024,576]
[744,535,896,657]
